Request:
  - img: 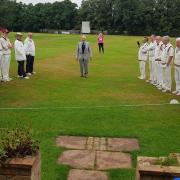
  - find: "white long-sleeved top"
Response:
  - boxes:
[14,40,26,61]
[161,43,174,64]
[0,40,2,55]
[138,42,149,61]
[0,37,11,55]
[154,42,163,60]
[174,47,180,66]
[148,41,156,58]
[24,37,35,56]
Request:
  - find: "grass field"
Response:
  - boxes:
[0,33,180,180]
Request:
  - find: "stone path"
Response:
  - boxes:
[56,136,140,180]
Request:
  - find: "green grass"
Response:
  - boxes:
[0,33,180,180]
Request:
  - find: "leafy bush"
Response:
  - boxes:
[0,128,39,164]
[155,155,179,166]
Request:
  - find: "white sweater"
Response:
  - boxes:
[24,37,35,56]
[138,42,149,61]
[14,40,26,61]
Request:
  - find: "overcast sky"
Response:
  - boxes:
[16,0,82,7]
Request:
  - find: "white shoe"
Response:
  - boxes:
[24,76,29,80]
[17,75,23,78]
[176,92,180,96]
[6,78,12,82]
[26,73,32,76]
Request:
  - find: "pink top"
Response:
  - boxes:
[98,35,104,44]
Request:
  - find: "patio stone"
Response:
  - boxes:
[56,136,87,149]
[96,151,132,170]
[58,150,95,169]
[68,169,108,180]
[107,138,140,152]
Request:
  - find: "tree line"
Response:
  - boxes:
[0,0,180,36]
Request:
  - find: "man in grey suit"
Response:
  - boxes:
[76,35,92,78]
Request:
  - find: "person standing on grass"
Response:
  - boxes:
[24,32,36,76]
[98,32,104,53]
[76,35,92,78]
[0,29,13,82]
[14,33,29,80]
[172,38,180,96]
[137,37,149,80]
[161,36,174,93]
[154,36,163,90]
[147,34,156,84]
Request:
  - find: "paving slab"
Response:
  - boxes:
[68,169,108,180]
[96,151,132,170]
[56,136,87,149]
[107,138,140,152]
[58,150,95,169]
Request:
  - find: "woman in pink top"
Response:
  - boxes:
[98,33,104,53]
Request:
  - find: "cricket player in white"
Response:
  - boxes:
[138,37,149,80]
[24,32,36,75]
[147,35,156,84]
[14,33,29,80]
[0,29,12,82]
[173,38,180,96]
[154,36,163,89]
[161,36,174,93]
[0,31,3,81]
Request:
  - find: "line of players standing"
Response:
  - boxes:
[138,35,180,96]
[0,29,36,82]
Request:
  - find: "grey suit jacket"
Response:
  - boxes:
[76,41,92,60]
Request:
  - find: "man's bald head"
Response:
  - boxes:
[155,36,162,44]
[28,32,33,39]
[81,35,86,41]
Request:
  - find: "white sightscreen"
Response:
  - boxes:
[82,21,91,34]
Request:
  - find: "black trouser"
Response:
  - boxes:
[26,55,35,73]
[18,61,26,77]
[98,43,104,53]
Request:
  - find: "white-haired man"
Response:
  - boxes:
[154,36,163,89]
[24,32,36,76]
[0,29,12,82]
[14,33,29,80]
[161,36,174,93]
[173,38,180,96]
[76,35,92,78]
[138,37,149,80]
[147,34,156,84]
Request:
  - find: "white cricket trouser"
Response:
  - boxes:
[149,57,155,81]
[175,66,180,92]
[155,61,162,85]
[139,61,146,79]
[149,59,153,81]
[162,64,171,91]
[0,54,3,79]
[2,54,11,80]
[152,61,156,82]
[154,61,159,83]
[158,62,163,86]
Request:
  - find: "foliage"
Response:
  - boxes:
[155,155,179,166]
[0,0,180,35]
[0,127,39,164]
